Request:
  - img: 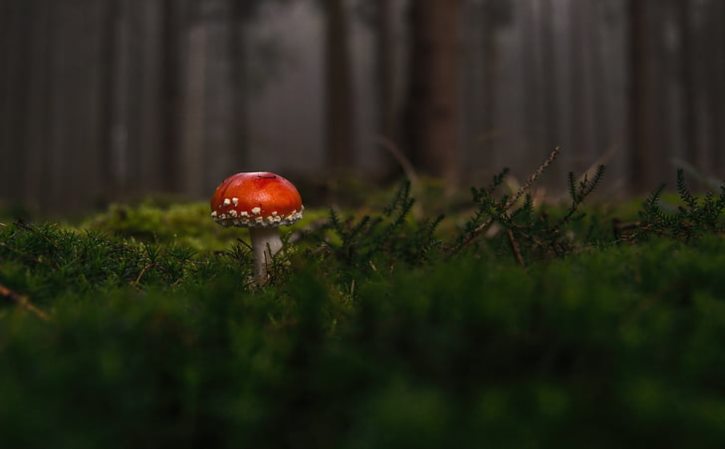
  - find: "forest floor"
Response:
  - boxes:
[1,169,725,449]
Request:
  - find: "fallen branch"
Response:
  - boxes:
[0,283,51,321]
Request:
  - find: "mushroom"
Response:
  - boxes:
[211,172,303,284]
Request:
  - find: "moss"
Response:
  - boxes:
[1,173,724,448]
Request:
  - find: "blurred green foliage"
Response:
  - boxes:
[0,171,724,448]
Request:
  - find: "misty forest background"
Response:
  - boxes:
[1,0,724,214]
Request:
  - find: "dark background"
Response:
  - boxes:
[0,0,723,213]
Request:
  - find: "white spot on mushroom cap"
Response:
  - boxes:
[212,203,304,228]
[223,198,231,206]
[232,197,239,206]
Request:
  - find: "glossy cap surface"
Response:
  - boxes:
[210,172,303,227]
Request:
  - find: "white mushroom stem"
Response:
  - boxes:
[249,227,283,284]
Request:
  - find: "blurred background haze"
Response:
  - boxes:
[0,0,723,213]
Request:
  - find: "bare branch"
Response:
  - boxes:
[450,147,560,254]
[0,283,51,322]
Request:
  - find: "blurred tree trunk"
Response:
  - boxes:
[540,0,560,157]
[158,0,183,193]
[323,0,356,171]
[628,0,655,193]
[80,0,106,209]
[569,0,594,171]
[47,1,71,209]
[461,0,483,176]
[124,0,144,195]
[704,0,724,175]
[202,0,240,190]
[2,0,31,203]
[374,0,395,142]
[98,0,120,199]
[230,0,249,171]
[590,0,610,157]
[720,0,725,174]
[522,0,542,159]
[181,0,241,197]
[24,0,53,208]
[181,3,209,197]
[677,0,699,169]
[404,0,460,183]
[0,0,16,201]
[480,0,502,171]
[110,0,132,196]
[373,0,399,178]
[117,0,165,196]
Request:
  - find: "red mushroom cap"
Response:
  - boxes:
[210,172,303,227]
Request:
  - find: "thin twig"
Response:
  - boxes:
[670,157,722,191]
[132,262,156,287]
[375,136,426,219]
[0,283,51,321]
[506,147,561,210]
[450,147,561,255]
[375,135,420,187]
[506,229,525,267]
[236,238,253,251]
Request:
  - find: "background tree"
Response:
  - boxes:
[539,0,559,160]
[677,0,699,169]
[404,0,461,184]
[1,0,725,212]
[322,0,356,172]
[705,0,725,174]
[628,0,655,194]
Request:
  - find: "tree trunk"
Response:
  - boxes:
[404,0,460,183]
[229,0,249,172]
[540,0,560,157]
[0,0,16,201]
[480,0,500,171]
[678,0,699,169]
[590,0,611,157]
[569,0,595,172]
[157,0,182,193]
[181,4,208,198]
[711,0,725,174]
[628,0,654,193]
[374,0,399,178]
[24,0,54,209]
[201,0,239,191]
[521,0,542,160]
[98,0,120,200]
[374,0,396,142]
[323,0,356,171]
[2,0,32,203]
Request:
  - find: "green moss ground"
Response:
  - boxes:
[1,179,724,448]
